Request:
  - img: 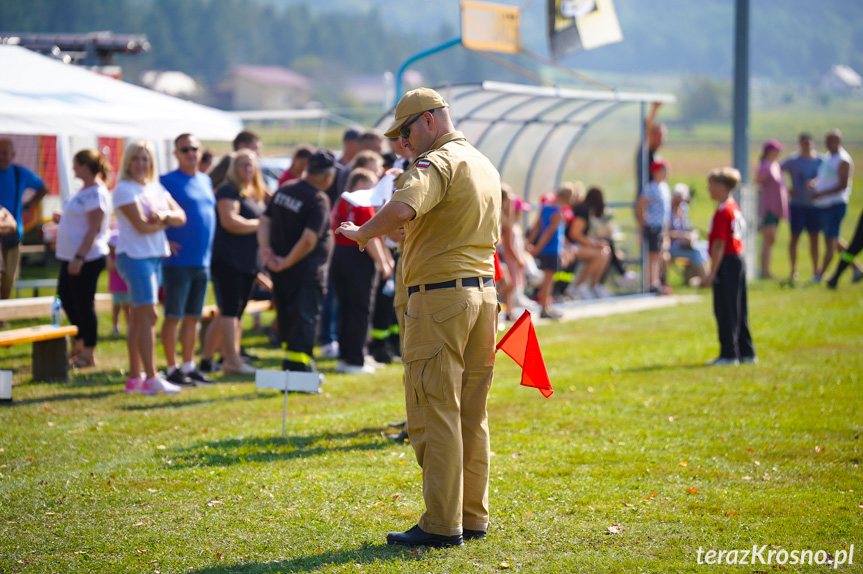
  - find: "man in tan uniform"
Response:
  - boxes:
[337,88,501,548]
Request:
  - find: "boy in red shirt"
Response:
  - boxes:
[704,167,756,366]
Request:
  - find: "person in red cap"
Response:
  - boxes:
[637,160,671,292]
[337,87,500,548]
[754,139,788,279]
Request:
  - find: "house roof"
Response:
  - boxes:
[232,65,313,90]
[825,65,862,88]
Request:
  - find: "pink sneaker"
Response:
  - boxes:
[140,376,182,395]
[125,376,144,393]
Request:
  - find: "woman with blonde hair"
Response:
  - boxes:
[200,149,267,375]
[55,149,112,367]
[114,141,187,394]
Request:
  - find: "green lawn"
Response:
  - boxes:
[3,112,863,572]
[1,278,862,573]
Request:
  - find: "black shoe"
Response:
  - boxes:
[371,344,393,365]
[388,420,407,428]
[540,309,561,320]
[281,359,317,373]
[165,368,195,387]
[463,529,487,541]
[240,348,259,362]
[386,525,463,548]
[186,369,214,386]
[386,430,410,443]
[198,358,221,374]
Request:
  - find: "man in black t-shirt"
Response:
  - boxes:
[258,150,336,372]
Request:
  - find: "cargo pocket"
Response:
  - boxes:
[432,300,468,323]
[403,341,445,409]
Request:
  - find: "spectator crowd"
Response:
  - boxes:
[0,119,858,390]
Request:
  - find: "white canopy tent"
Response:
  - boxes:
[0,45,243,199]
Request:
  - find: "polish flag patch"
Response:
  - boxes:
[416,160,431,168]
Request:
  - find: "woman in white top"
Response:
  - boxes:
[113,141,186,395]
[55,149,112,367]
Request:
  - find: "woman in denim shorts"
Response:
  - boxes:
[113,141,187,395]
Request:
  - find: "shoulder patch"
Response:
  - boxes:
[416,160,431,168]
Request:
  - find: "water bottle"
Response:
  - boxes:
[51,296,62,327]
[382,277,395,297]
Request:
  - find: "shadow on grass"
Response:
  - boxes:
[7,390,120,405]
[167,428,391,469]
[613,362,714,374]
[187,544,422,573]
[122,391,268,411]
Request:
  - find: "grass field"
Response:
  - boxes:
[2,109,863,572]
[1,279,862,573]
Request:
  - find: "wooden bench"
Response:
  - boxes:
[198,299,274,347]
[0,325,78,382]
[14,279,57,298]
[0,294,112,322]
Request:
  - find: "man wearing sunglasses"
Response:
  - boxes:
[337,88,501,548]
[159,133,217,387]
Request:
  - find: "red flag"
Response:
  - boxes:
[495,310,553,397]
[493,250,503,282]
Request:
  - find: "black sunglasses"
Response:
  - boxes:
[179,146,199,153]
[398,112,426,139]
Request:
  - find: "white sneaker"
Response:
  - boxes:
[592,284,613,298]
[618,270,640,289]
[223,362,256,376]
[576,284,595,300]
[336,361,375,374]
[706,357,739,366]
[364,355,383,369]
[319,341,339,359]
[140,375,182,395]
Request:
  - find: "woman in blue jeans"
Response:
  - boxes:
[113,141,186,395]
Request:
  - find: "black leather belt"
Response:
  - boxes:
[407,276,494,296]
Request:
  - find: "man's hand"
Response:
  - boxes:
[266,255,287,273]
[68,258,83,276]
[260,246,274,266]
[336,222,368,252]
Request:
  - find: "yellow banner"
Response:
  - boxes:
[461,1,521,54]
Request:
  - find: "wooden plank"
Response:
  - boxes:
[15,279,57,288]
[15,278,57,297]
[0,325,78,347]
[0,293,111,321]
[18,245,46,254]
[201,299,272,320]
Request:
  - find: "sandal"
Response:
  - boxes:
[71,355,96,368]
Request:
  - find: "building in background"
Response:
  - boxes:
[215,65,314,111]
[820,65,862,95]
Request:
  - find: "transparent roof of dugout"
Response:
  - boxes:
[376,81,675,204]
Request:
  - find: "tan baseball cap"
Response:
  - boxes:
[383,88,449,138]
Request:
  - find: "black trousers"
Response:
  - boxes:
[844,207,863,257]
[331,244,377,366]
[57,256,106,347]
[712,254,755,360]
[272,279,323,367]
[829,206,863,284]
[370,251,398,346]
